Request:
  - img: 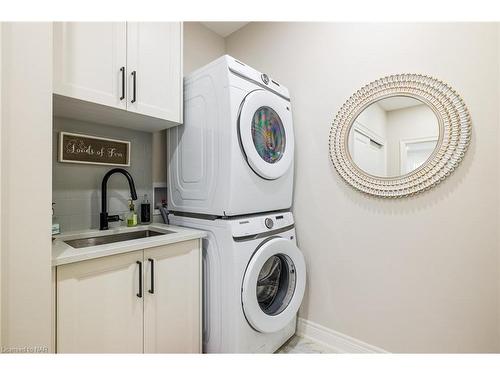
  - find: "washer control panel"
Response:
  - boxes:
[264,218,274,229]
[230,212,294,238]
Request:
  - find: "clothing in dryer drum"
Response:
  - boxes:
[239,89,294,180]
[252,106,286,164]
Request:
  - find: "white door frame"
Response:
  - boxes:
[349,121,386,154]
[0,21,3,349]
[399,136,439,175]
[0,23,52,352]
[349,121,387,176]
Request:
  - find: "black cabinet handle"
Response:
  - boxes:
[131,70,137,103]
[136,261,142,298]
[120,67,125,100]
[148,258,155,294]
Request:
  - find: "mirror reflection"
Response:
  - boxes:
[348,96,439,178]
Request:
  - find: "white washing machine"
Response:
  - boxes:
[168,55,294,217]
[169,211,306,353]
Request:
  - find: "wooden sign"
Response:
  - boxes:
[59,132,131,166]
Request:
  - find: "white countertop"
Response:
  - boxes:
[52,223,206,266]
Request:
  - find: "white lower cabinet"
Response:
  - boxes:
[144,241,201,353]
[56,240,201,353]
[56,251,144,353]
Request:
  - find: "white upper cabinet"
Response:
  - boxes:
[53,22,183,131]
[127,22,182,123]
[53,22,127,110]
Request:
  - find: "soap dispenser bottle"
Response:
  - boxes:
[141,194,151,224]
[52,202,61,235]
[127,199,138,227]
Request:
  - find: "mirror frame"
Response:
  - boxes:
[329,74,471,198]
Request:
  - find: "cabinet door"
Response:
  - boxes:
[57,252,144,353]
[126,22,182,122]
[53,22,127,109]
[144,240,201,353]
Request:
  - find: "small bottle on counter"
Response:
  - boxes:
[127,199,138,227]
[141,194,151,224]
[52,202,61,235]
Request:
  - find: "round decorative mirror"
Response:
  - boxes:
[348,96,440,178]
[329,74,471,198]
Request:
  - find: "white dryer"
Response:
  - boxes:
[168,55,294,217]
[169,212,306,353]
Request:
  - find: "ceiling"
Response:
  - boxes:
[201,22,249,37]
[377,96,424,111]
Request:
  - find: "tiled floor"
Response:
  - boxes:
[276,335,335,354]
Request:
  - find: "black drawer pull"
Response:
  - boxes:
[120,66,125,100]
[136,261,142,298]
[148,258,155,294]
[131,70,137,103]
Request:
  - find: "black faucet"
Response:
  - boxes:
[100,168,138,230]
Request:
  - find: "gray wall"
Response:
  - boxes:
[227,23,500,352]
[183,22,226,75]
[53,117,153,232]
[151,22,226,187]
[53,22,226,232]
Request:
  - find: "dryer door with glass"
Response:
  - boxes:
[241,237,306,333]
[238,90,294,180]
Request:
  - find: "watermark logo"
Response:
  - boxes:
[1,346,49,353]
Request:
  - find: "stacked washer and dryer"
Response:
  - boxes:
[168,55,306,353]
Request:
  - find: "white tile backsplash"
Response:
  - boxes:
[53,117,154,232]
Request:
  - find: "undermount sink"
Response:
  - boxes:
[64,229,175,249]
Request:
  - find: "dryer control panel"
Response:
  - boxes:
[227,56,290,100]
[230,212,294,239]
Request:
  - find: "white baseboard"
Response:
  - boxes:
[296,318,388,353]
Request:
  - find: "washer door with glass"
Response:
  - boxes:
[241,237,306,333]
[238,90,294,180]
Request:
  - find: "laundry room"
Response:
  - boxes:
[2,2,500,374]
